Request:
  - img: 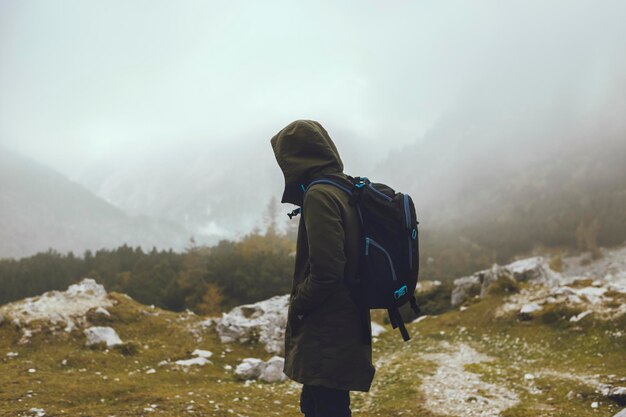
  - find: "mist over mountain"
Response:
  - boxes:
[64,124,389,243]
[0,148,188,259]
[378,78,626,260]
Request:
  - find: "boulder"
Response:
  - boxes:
[216,295,289,354]
[451,276,481,307]
[84,326,122,347]
[506,257,549,282]
[234,358,265,379]
[451,257,558,307]
[234,356,287,383]
[0,278,114,333]
[259,356,287,383]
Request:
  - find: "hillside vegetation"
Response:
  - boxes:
[1,247,624,417]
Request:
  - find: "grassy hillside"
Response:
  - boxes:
[1,278,624,417]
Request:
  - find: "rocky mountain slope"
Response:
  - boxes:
[0,149,188,259]
[0,247,625,417]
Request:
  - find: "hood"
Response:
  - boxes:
[271,120,344,206]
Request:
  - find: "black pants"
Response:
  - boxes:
[300,384,351,417]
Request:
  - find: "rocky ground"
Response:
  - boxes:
[1,246,625,417]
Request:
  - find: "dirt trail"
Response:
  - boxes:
[420,342,519,417]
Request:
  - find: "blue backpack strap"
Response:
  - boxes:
[305,179,353,196]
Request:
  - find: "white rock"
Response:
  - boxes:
[524,373,535,380]
[520,304,542,314]
[28,408,45,417]
[451,276,481,307]
[609,387,626,400]
[259,356,287,383]
[569,311,591,322]
[95,307,111,316]
[198,318,214,328]
[28,368,36,373]
[235,358,265,379]
[192,349,213,358]
[575,287,607,304]
[415,315,430,323]
[415,280,442,293]
[84,326,123,347]
[6,352,19,358]
[217,295,289,354]
[567,295,583,304]
[174,357,210,367]
[0,279,113,333]
[506,257,552,282]
[146,369,156,374]
[591,401,599,408]
[371,322,386,337]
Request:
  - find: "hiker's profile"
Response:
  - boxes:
[271,120,374,416]
[271,120,418,416]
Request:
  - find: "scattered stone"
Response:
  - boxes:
[146,369,156,374]
[28,368,36,373]
[192,349,213,359]
[234,356,287,383]
[235,358,265,379]
[570,311,591,322]
[259,356,287,383]
[524,373,535,380]
[174,357,210,367]
[6,351,19,358]
[415,280,442,293]
[28,408,46,417]
[591,401,599,408]
[198,318,214,328]
[217,295,289,354]
[371,322,386,337]
[520,304,542,315]
[84,326,123,347]
[95,307,111,316]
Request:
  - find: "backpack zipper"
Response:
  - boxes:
[365,237,398,281]
[403,194,413,269]
[368,184,392,201]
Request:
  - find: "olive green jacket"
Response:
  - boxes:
[271,120,375,392]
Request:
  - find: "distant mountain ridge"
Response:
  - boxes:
[0,148,188,259]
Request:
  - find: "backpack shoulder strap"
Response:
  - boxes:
[305,178,354,196]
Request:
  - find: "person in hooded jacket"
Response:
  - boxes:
[271,120,375,417]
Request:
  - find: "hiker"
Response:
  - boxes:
[271,120,375,417]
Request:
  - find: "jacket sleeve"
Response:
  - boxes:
[291,186,346,316]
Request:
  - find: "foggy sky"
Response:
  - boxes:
[1,0,625,179]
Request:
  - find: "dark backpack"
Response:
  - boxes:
[301,175,420,341]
